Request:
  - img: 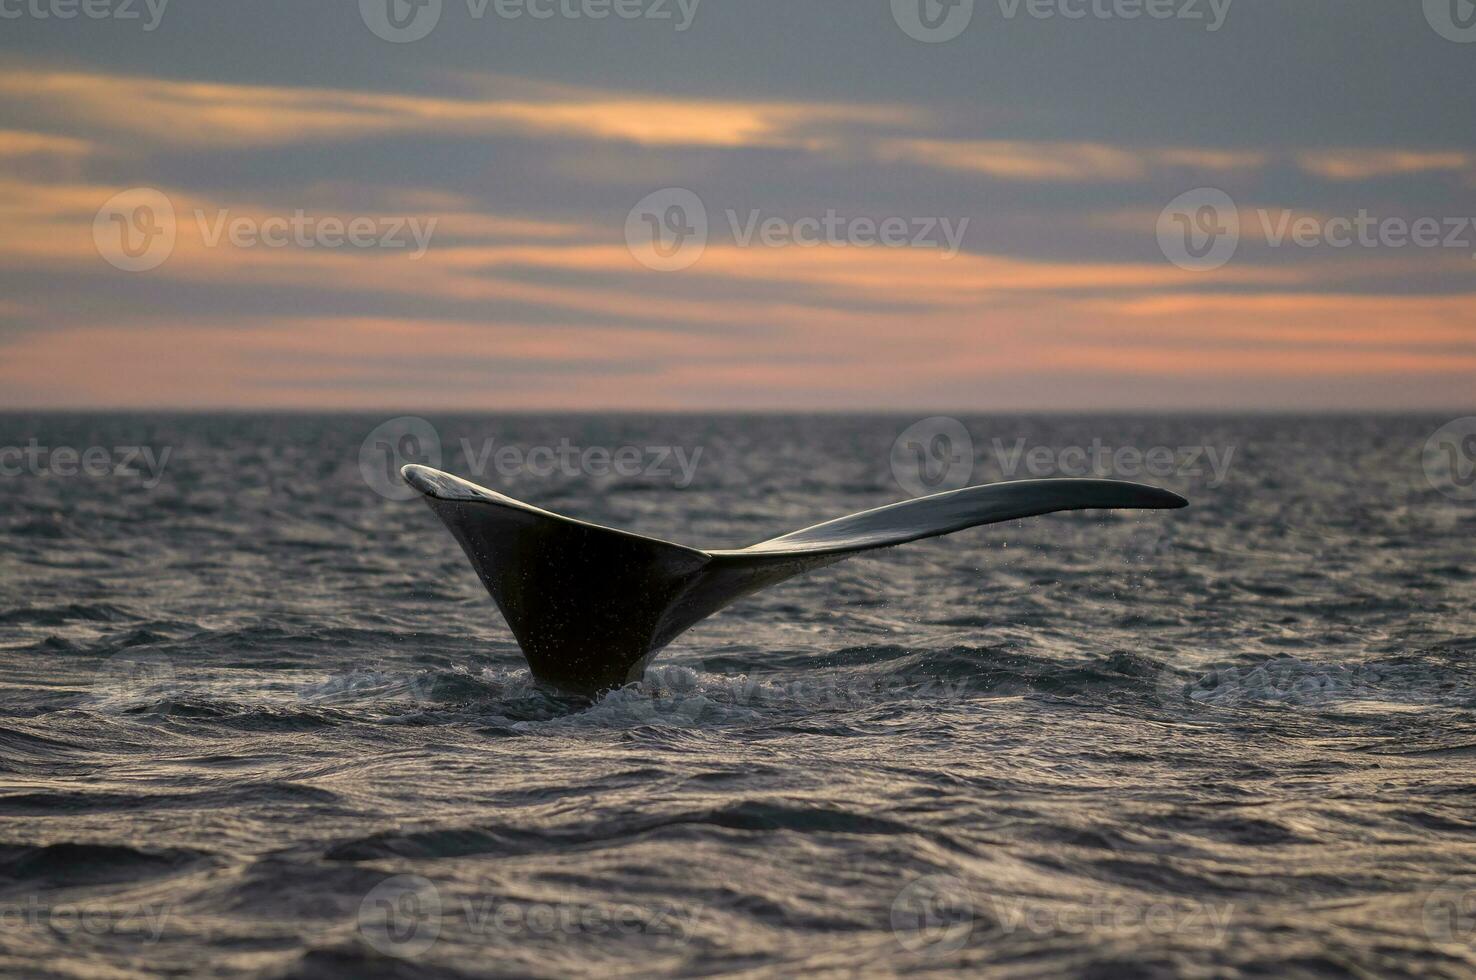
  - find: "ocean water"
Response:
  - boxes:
[1,412,1474,979]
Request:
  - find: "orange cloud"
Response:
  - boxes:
[0,68,915,150]
[1296,150,1470,180]
[0,129,92,159]
[1052,346,1476,375]
[878,139,1267,182]
[2,170,1321,336]
[1056,292,1476,373]
[6,285,1473,409]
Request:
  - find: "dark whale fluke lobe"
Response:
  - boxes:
[402,464,1186,697]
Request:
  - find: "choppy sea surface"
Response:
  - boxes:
[1,413,1474,979]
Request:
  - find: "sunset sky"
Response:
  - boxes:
[1,0,1472,410]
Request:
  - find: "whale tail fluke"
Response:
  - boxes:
[402,464,1186,697]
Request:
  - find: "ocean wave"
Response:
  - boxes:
[0,842,214,889]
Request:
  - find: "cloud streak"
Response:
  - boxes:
[878,139,1268,182]
[0,68,917,150]
[1,32,1472,411]
[1296,150,1471,181]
